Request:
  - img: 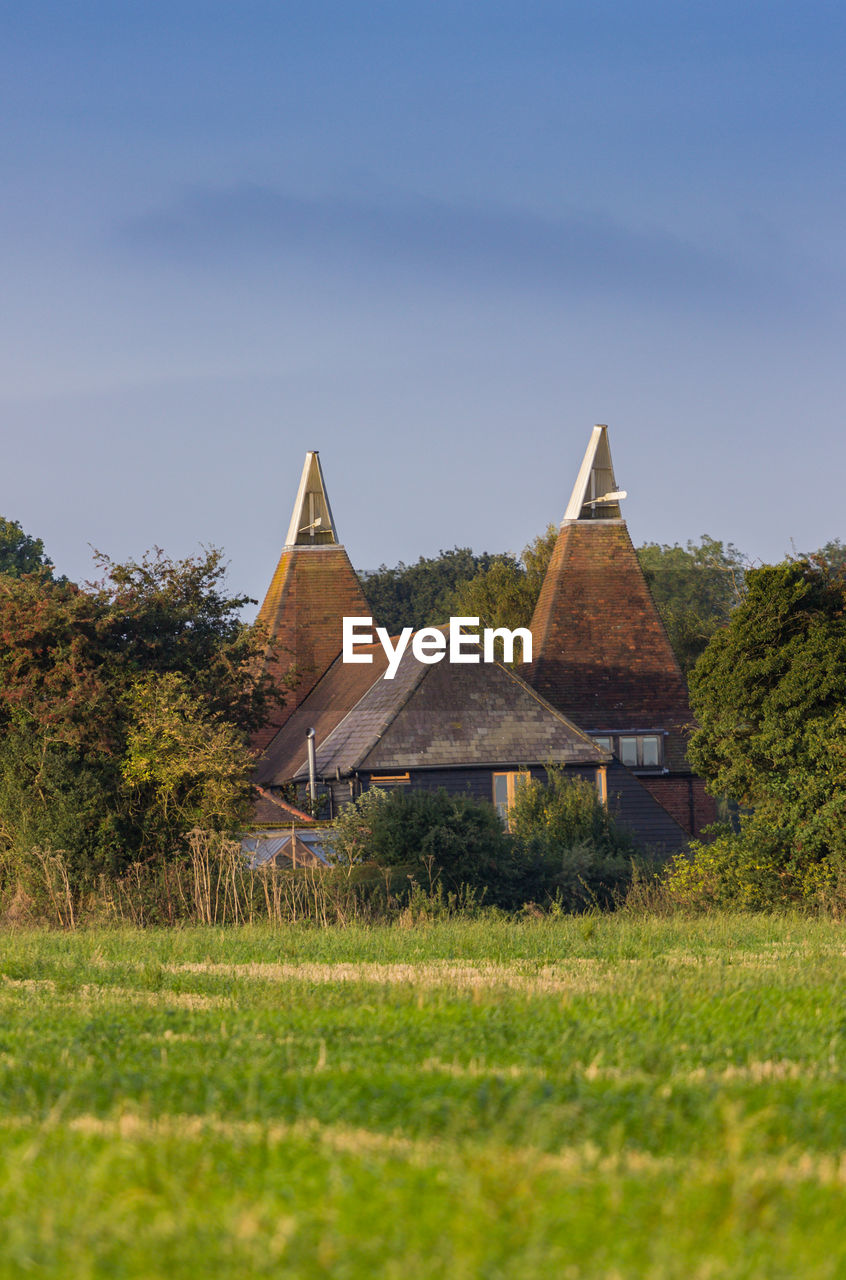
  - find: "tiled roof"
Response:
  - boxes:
[252,544,370,751]
[252,786,315,824]
[254,641,387,783]
[525,520,694,771]
[306,643,429,776]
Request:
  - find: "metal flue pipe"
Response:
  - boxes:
[306,728,317,808]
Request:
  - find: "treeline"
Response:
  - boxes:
[0,517,282,884]
[360,532,845,675]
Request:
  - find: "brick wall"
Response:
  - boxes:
[638,775,717,838]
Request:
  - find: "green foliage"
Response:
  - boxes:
[330,772,640,912]
[0,572,117,753]
[520,523,559,591]
[121,673,253,832]
[0,515,53,578]
[448,524,558,634]
[329,787,516,904]
[508,769,633,853]
[804,538,846,573]
[90,546,278,733]
[358,547,508,632]
[682,559,846,902]
[637,535,747,674]
[0,547,281,880]
[0,729,128,879]
[328,786,393,866]
[508,769,638,908]
[449,555,533,632]
[664,819,842,910]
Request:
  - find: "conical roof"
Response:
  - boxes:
[525,426,693,771]
[253,451,369,751]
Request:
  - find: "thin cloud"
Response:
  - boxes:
[116,183,785,310]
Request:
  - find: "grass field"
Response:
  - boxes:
[1,914,845,1278]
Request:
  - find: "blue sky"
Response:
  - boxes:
[2,1,844,609]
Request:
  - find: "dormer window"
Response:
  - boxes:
[592,734,664,771]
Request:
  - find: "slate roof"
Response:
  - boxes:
[358,648,607,772]
[258,630,609,783]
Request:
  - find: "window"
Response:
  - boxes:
[592,734,664,771]
[493,771,530,827]
[640,736,661,768]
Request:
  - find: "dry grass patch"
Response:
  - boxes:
[165,959,609,994]
[4,1109,846,1193]
[0,974,231,1011]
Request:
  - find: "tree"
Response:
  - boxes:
[449,525,557,634]
[804,539,846,574]
[681,559,846,900]
[449,554,533,633]
[0,547,282,879]
[89,546,278,734]
[521,524,559,591]
[0,516,53,578]
[358,547,519,633]
[121,672,253,832]
[636,536,747,675]
[329,787,516,904]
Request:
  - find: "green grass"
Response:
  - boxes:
[1,915,845,1278]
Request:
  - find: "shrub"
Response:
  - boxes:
[328,787,517,905]
[664,814,846,910]
[508,769,640,909]
[330,774,644,913]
